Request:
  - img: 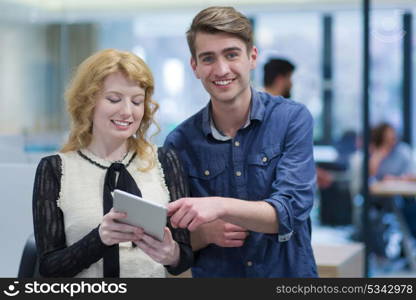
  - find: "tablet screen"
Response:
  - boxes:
[113,189,167,241]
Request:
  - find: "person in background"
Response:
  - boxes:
[164,6,317,277]
[32,49,192,277]
[263,57,332,189]
[351,123,414,189]
[369,122,414,181]
[263,58,295,98]
[369,122,416,238]
[351,122,416,262]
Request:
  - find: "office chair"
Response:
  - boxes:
[18,233,39,277]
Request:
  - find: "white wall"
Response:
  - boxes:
[0,22,47,134]
[0,163,37,277]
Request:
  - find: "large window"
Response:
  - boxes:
[333,10,362,141]
[370,10,403,131]
[333,9,404,141]
[1,2,415,149]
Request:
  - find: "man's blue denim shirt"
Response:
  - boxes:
[164,89,317,277]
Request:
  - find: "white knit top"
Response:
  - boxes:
[57,146,170,277]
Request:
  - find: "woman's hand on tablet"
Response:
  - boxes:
[99,208,144,246]
[134,227,180,266]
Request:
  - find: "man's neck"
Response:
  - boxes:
[211,91,251,138]
[265,86,280,97]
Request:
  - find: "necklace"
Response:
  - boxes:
[78,150,136,170]
[85,147,129,163]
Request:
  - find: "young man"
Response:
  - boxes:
[263,58,295,98]
[164,6,317,277]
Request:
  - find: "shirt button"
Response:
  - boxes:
[262,156,268,162]
[234,141,240,147]
[204,170,210,176]
[246,261,253,267]
[235,171,242,177]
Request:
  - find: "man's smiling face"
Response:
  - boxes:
[191,32,257,104]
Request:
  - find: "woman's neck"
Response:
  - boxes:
[87,138,129,162]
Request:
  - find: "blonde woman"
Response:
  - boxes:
[32,49,192,277]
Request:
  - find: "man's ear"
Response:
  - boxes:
[249,46,258,70]
[190,57,200,79]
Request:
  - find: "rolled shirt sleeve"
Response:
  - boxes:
[263,105,316,242]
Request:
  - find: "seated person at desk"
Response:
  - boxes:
[351,122,416,260]
[369,122,416,239]
[351,123,415,190]
[369,122,414,182]
[32,49,192,277]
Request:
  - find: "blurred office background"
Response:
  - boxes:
[1,0,416,277]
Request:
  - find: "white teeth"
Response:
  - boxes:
[215,80,232,86]
[113,120,129,126]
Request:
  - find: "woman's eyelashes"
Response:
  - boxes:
[132,99,144,106]
[106,96,121,103]
[106,96,144,106]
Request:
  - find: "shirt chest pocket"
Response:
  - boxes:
[188,157,228,197]
[246,143,282,197]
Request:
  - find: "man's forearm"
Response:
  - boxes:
[220,198,279,234]
[168,196,279,234]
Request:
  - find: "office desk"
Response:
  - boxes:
[370,180,416,271]
[371,180,416,197]
[313,243,364,277]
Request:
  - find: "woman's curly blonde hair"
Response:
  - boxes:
[61,49,159,171]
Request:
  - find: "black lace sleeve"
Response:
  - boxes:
[32,155,109,277]
[157,147,193,275]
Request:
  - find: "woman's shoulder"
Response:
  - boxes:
[156,146,180,164]
[38,154,62,168]
[37,150,80,173]
[135,144,179,166]
[157,145,171,155]
[35,154,63,182]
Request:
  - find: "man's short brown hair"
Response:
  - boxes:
[186,6,253,59]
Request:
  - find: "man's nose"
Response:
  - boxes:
[213,58,230,77]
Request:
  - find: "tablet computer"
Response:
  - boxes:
[113,189,167,241]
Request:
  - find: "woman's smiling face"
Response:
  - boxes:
[91,71,145,145]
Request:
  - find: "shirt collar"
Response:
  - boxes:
[201,87,266,140]
[209,109,251,141]
[250,87,266,122]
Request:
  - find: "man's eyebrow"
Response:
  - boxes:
[197,47,243,59]
[198,51,214,59]
[222,47,242,53]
